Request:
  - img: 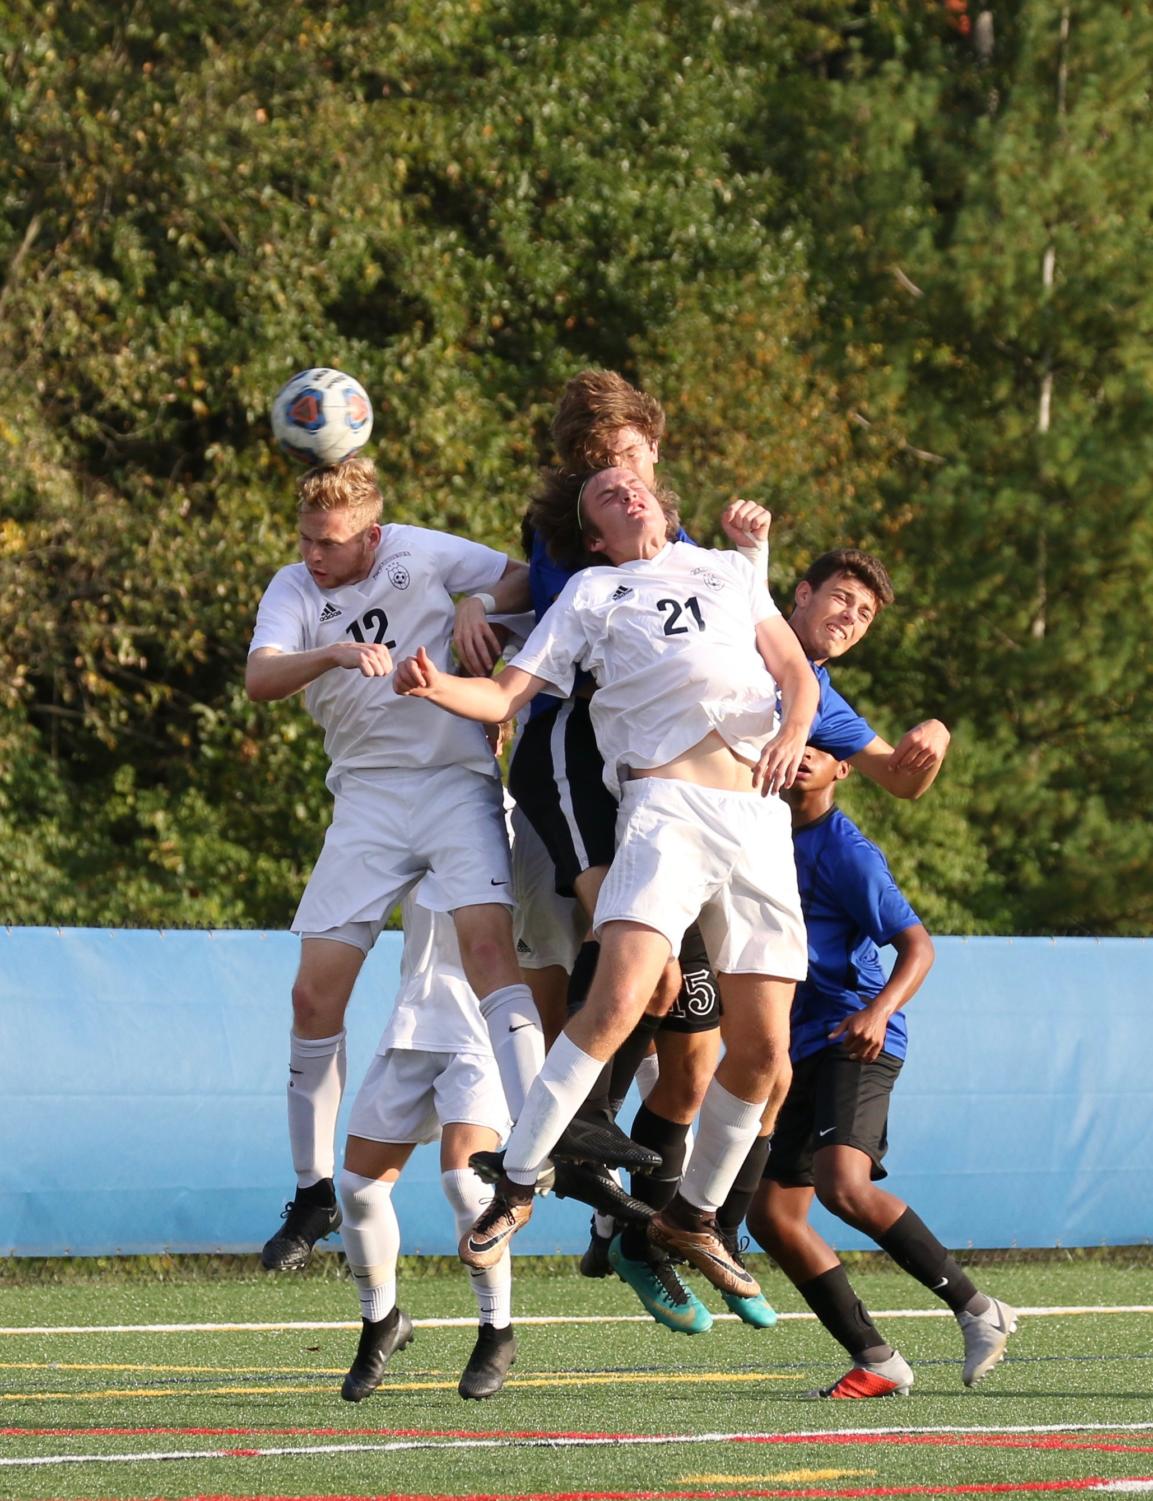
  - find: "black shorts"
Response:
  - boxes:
[508,699,617,898]
[765,1045,902,1187]
[660,921,721,1033]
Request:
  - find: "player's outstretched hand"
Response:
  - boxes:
[753,721,807,798]
[394,646,440,697]
[888,718,951,774]
[720,499,772,549]
[453,596,503,678]
[330,640,393,678]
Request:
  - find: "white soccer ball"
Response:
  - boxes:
[270,367,373,466]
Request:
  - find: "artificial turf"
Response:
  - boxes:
[1,1254,1150,1501]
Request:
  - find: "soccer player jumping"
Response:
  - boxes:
[395,465,818,1295]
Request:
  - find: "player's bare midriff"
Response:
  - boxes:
[627,729,759,793]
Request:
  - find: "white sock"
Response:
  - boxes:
[288,1030,347,1187]
[503,1031,605,1186]
[442,1168,511,1329]
[337,1169,400,1323]
[634,1053,660,1100]
[477,984,545,1118]
[679,1079,767,1214]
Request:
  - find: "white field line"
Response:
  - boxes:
[0,1304,1150,1336]
[4,1421,1153,1471]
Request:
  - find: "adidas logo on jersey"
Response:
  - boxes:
[611,585,632,601]
[516,939,531,954]
[318,602,343,623]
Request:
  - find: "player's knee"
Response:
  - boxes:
[456,928,512,985]
[291,978,342,1035]
[814,1176,871,1226]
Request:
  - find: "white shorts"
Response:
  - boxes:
[593,777,807,980]
[292,765,512,934]
[346,1047,509,1145]
[510,804,584,972]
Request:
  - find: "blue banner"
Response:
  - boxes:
[1,929,1149,1256]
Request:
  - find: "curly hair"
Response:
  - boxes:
[550,369,666,471]
[296,456,384,525]
[527,467,680,571]
[799,548,895,609]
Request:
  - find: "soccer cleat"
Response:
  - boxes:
[458,1323,517,1399]
[722,1289,779,1328]
[260,1179,341,1272]
[609,1235,713,1335]
[807,1350,915,1399]
[648,1206,762,1298]
[718,1231,778,1328]
[552,1116,662,1173]
[579,1218,614,1279]
[959,1297,1018,1387]
[469,1149,555,1195]
[340,1307,414,1401]
[459,1181,535,1269]
[552,1161,655,1224]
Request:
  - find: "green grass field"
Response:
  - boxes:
[2,1255,1151,1501]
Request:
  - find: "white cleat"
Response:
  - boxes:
[959,1297,1018,1386]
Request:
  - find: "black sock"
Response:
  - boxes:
[566,941,599,1016]
[717,1135,773,1237]
[797,1266,889,1361]
[607,1011,662,1115]
[576,1059,616,1125]
[620,1106,690,1260]
[874,1206,978,1314]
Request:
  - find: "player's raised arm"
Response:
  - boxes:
[395,647,544,722]
[453,558,531,677]
[752,614,820,796]
[720,499,771,577]
[849,719,951,800]
[245,641,394,701]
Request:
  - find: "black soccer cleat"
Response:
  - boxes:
[552,1117,662,1172]
[580,1217,614,1278]
[260,1179,342,1272]
[551,1161,655,1224]
[458,1322,517,1400]
[340,1307,414,1402]
[469,1150,556,1194]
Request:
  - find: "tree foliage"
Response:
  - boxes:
[1,0,1149,932]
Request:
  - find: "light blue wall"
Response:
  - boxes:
[1,929,1148,1257]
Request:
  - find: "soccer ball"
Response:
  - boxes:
[270,368,373,466]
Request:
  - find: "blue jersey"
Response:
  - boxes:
[808,663,876,759]
[790,806,920,1064]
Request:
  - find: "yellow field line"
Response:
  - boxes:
[0,1369,796,1403]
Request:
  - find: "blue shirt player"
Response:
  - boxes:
[746,746,1019,1400]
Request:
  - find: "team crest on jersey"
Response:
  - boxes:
[318,602,343,623]
[610,584,633,601]
[690,567,724,590]
[372,549,412,586]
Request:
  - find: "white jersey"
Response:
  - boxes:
[376,894,492,1056]
[249,523,508,783]
[510,541,781,797]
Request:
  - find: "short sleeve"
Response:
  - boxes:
[810,675,876,759]
[407,527,509,596]
[509,577,590,698]
[827,835,920,949]
[249,569,307,655]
